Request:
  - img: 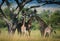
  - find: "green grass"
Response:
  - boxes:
[0,29,60,41]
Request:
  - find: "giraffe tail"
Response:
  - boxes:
[53,30,56,34]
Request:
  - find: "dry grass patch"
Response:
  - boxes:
[0,30,60,41]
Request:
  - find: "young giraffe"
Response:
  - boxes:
[25,16,33,36]
[21,10,27,36]
[17,17,32,36]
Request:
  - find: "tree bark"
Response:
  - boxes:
[3,17,13,33]
[3,17,17,34]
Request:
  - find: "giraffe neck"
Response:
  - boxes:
[27,16,33,25]
[22,15,26,25]
[35,16,48,28]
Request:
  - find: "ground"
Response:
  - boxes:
[0,28,60,41]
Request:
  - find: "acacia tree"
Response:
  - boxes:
[0,0,60,34]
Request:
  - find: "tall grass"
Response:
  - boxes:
[0,29,60,41]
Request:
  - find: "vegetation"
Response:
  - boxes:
[0,0,60,41]
[0,9,60,30]
[40,10,60,29]
[0,29,60,41]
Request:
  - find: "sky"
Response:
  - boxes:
[0,0,60,11]
[0,0,60,14]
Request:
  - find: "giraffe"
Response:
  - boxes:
[20,10,27,36]
[34,9,56,37]
[33,9,48,36]
[16,12,34,36]
[25,15,34,36]
[35,15,48,36]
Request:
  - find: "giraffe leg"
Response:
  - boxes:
[44,31,46,37]
[28,30,31,36]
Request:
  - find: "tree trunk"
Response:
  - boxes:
[3,17,16,34]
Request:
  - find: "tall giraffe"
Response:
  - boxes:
[35,15,48,36]
[34,9,56,37]
[33,9,48,36]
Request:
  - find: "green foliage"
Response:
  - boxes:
[0,8,10,28]
[0,7,60,30]
[50,10,60,29]
[51,10,60,24]
[3,8,10,20]
[39,10,60,29]
[0,19,6,28]
[40,10,51,24]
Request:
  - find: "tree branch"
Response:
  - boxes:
[1,0,5,6]
[0,0,9,18]
[37,0,60,5]
[28,3,46,10]
[5,0,10,8]
[0,6,7,18]
[15,0,32,12]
